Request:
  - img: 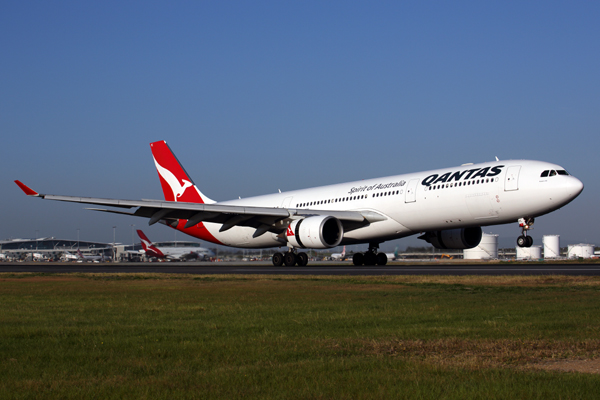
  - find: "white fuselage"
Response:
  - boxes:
[151,242,214,260]
[192,160,583,249]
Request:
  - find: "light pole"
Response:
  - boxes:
[113,226,117,263]
[130,224,135,246]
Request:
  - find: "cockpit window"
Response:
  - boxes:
[541,169,569,178]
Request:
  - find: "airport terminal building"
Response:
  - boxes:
[0,238,140,261]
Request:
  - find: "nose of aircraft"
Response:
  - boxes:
[569,176,584,198]
[546,174,584,209]
[557,175,584,205]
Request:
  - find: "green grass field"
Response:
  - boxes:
[1,273,600,399]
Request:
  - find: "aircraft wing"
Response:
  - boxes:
[15,181,385,236]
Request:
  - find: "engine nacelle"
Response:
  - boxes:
[286,216,343,249]
[419,227,482,249]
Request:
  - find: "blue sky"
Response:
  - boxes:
[1,1,598,250]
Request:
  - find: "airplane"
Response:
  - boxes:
[31,252,48,261]
[60,251,79,262]
[15,140,583,267]
[385,247,399,261]
[330,246,347,261]
[77,249,105,262]
[0,253,7,261]
[137,229,215,261]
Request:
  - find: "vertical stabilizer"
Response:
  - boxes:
[150,141,215,204]
[137,230,165,258]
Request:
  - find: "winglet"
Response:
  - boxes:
[14,180,41,197]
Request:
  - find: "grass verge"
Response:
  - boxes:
[1,273,600,399]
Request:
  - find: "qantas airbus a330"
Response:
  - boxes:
[16,140,583,266]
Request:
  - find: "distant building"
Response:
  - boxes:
[0,237,140,261]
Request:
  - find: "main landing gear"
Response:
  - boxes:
[352,243,388,266]
[517,217,535,248]
[272,249,308,267]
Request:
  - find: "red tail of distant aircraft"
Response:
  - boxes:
[137,230,165,259]
[137,229,214,261]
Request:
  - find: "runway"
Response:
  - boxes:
[2,261,600,276]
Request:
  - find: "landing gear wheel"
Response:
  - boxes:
[353,253,364,266]
[272,252,284,266]
[376,253,388,266]
[517,217,535,249]
[517,235,534,248]
[525,236,534,247]
[364,252,377,266]
[284,252,297,266]
[297,252,308,267]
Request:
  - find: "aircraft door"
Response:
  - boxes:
[405,179,419,203]
[504,166,521,191]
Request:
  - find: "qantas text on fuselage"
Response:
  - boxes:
[421,165,504,186]
[15,141,583,267]
[344,165,502,196]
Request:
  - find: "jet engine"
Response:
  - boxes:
[287,216,343,249]
[419,227,482,249]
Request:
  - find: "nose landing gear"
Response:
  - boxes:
[517,217,535,248]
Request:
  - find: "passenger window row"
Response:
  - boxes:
[295,190,402,208]
[426,177,497,191]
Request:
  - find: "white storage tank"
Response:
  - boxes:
[464,233,498,260]
[543,235,561,259]
[567,244,595,259]
[516,245,542,260]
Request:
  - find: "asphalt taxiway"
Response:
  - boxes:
[1,261,600,276]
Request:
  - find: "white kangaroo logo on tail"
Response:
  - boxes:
[153,157,193,200]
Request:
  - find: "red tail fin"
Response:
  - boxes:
[137,230,164,258]
[150,141,213,204]
[137,229,152,250]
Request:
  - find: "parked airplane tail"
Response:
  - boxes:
[137,229,165,258]
[137,229,152,248]
[150,141,215,204]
